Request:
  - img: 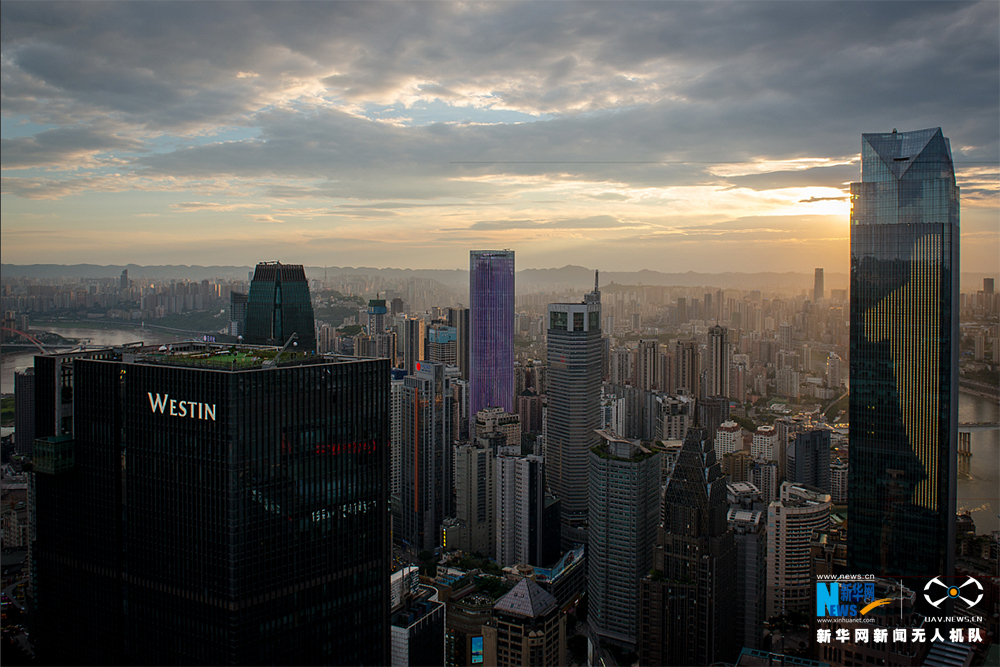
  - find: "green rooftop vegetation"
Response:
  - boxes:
[145,348,318,370]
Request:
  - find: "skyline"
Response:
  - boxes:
[2,1,998,273]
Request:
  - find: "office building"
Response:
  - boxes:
[31,343,389,665]
[814,268,824,302]
[787,429,832,494]
[588,430,660,649]
[495,455,559,568]
[450,440,496,558]
[848,127,960,578]
[400,361,457,552]
[766,482,831,618]
[546,273,602,532]
[469,250,515,416]
[750,461,778,504]
[639,428,736,665]
[727,509,766,652]
[14,368,35,455]
[481,578,566,667]
[244,261,316,351]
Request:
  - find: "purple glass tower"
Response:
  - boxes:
[469,250,515,417]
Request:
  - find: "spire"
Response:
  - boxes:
[595,269,599,293]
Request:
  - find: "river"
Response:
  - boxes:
[2,326,998,532]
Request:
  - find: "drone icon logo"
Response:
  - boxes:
[923,576,983,609]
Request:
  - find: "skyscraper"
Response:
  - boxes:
[31,343,389,665]
[705,324,730,398]
[546,273,602,532]
[589,430,660,650]
[848,127,960,578]
[400,361,457,552]
[639,428,735,665]
[814,268,825,302]
[244,261,317,351]
[469,250,515,415]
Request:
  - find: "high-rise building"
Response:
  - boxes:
[451,439,496,558]
[400,361,457,552]
[639,428,736,665]
[814,268,825,302]
[229,291,248,337]
[469,250,515,416]
[705,324,730,398]
[244,261,317,351]
[30,343,389,665]
[448,306,471,381]
[675,339,700,398]
[633,339,660,391]
[495,455,559,568]
[766,482,831,618]
[589,430,660,650]
[402,316,425,374]
[428,323,458,367]
[714,420,744,458]
[368,296,388,333]
[848,127,960,578]
[727,509,766,652]
[14,368,35,455]
[786,429,832,494]
[546,274,602,532]
[825,352,842,388]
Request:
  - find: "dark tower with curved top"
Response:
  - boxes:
[245,261,316,351]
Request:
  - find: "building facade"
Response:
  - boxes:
[400,361,457,552]
[766,482,831,619]
[469,250,515,416]
[639,427,736,666]
[848,127,960,578]
[244,261,316,351]
[588,430,660,649]
[31,344,389,665]
[546,274,602,531]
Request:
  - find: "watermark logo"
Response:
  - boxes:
[817,581,893,618]
[923,577,983,609]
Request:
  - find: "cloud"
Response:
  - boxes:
[1,1,996,271]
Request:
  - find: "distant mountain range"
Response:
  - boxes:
[3,263,995,293]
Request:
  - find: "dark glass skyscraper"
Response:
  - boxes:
[847,127,959,578]
[469,250,514,416]
[639,427,735,666]
[546,273,601,531]
[31,343,389,665]
[245,261,317,351]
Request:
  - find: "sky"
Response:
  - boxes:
[1,1,998,273]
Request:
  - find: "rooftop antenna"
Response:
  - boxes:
[595,269,599,293]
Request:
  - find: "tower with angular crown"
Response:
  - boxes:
[847,127,959,578]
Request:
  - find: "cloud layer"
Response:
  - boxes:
[2,1,997,271]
